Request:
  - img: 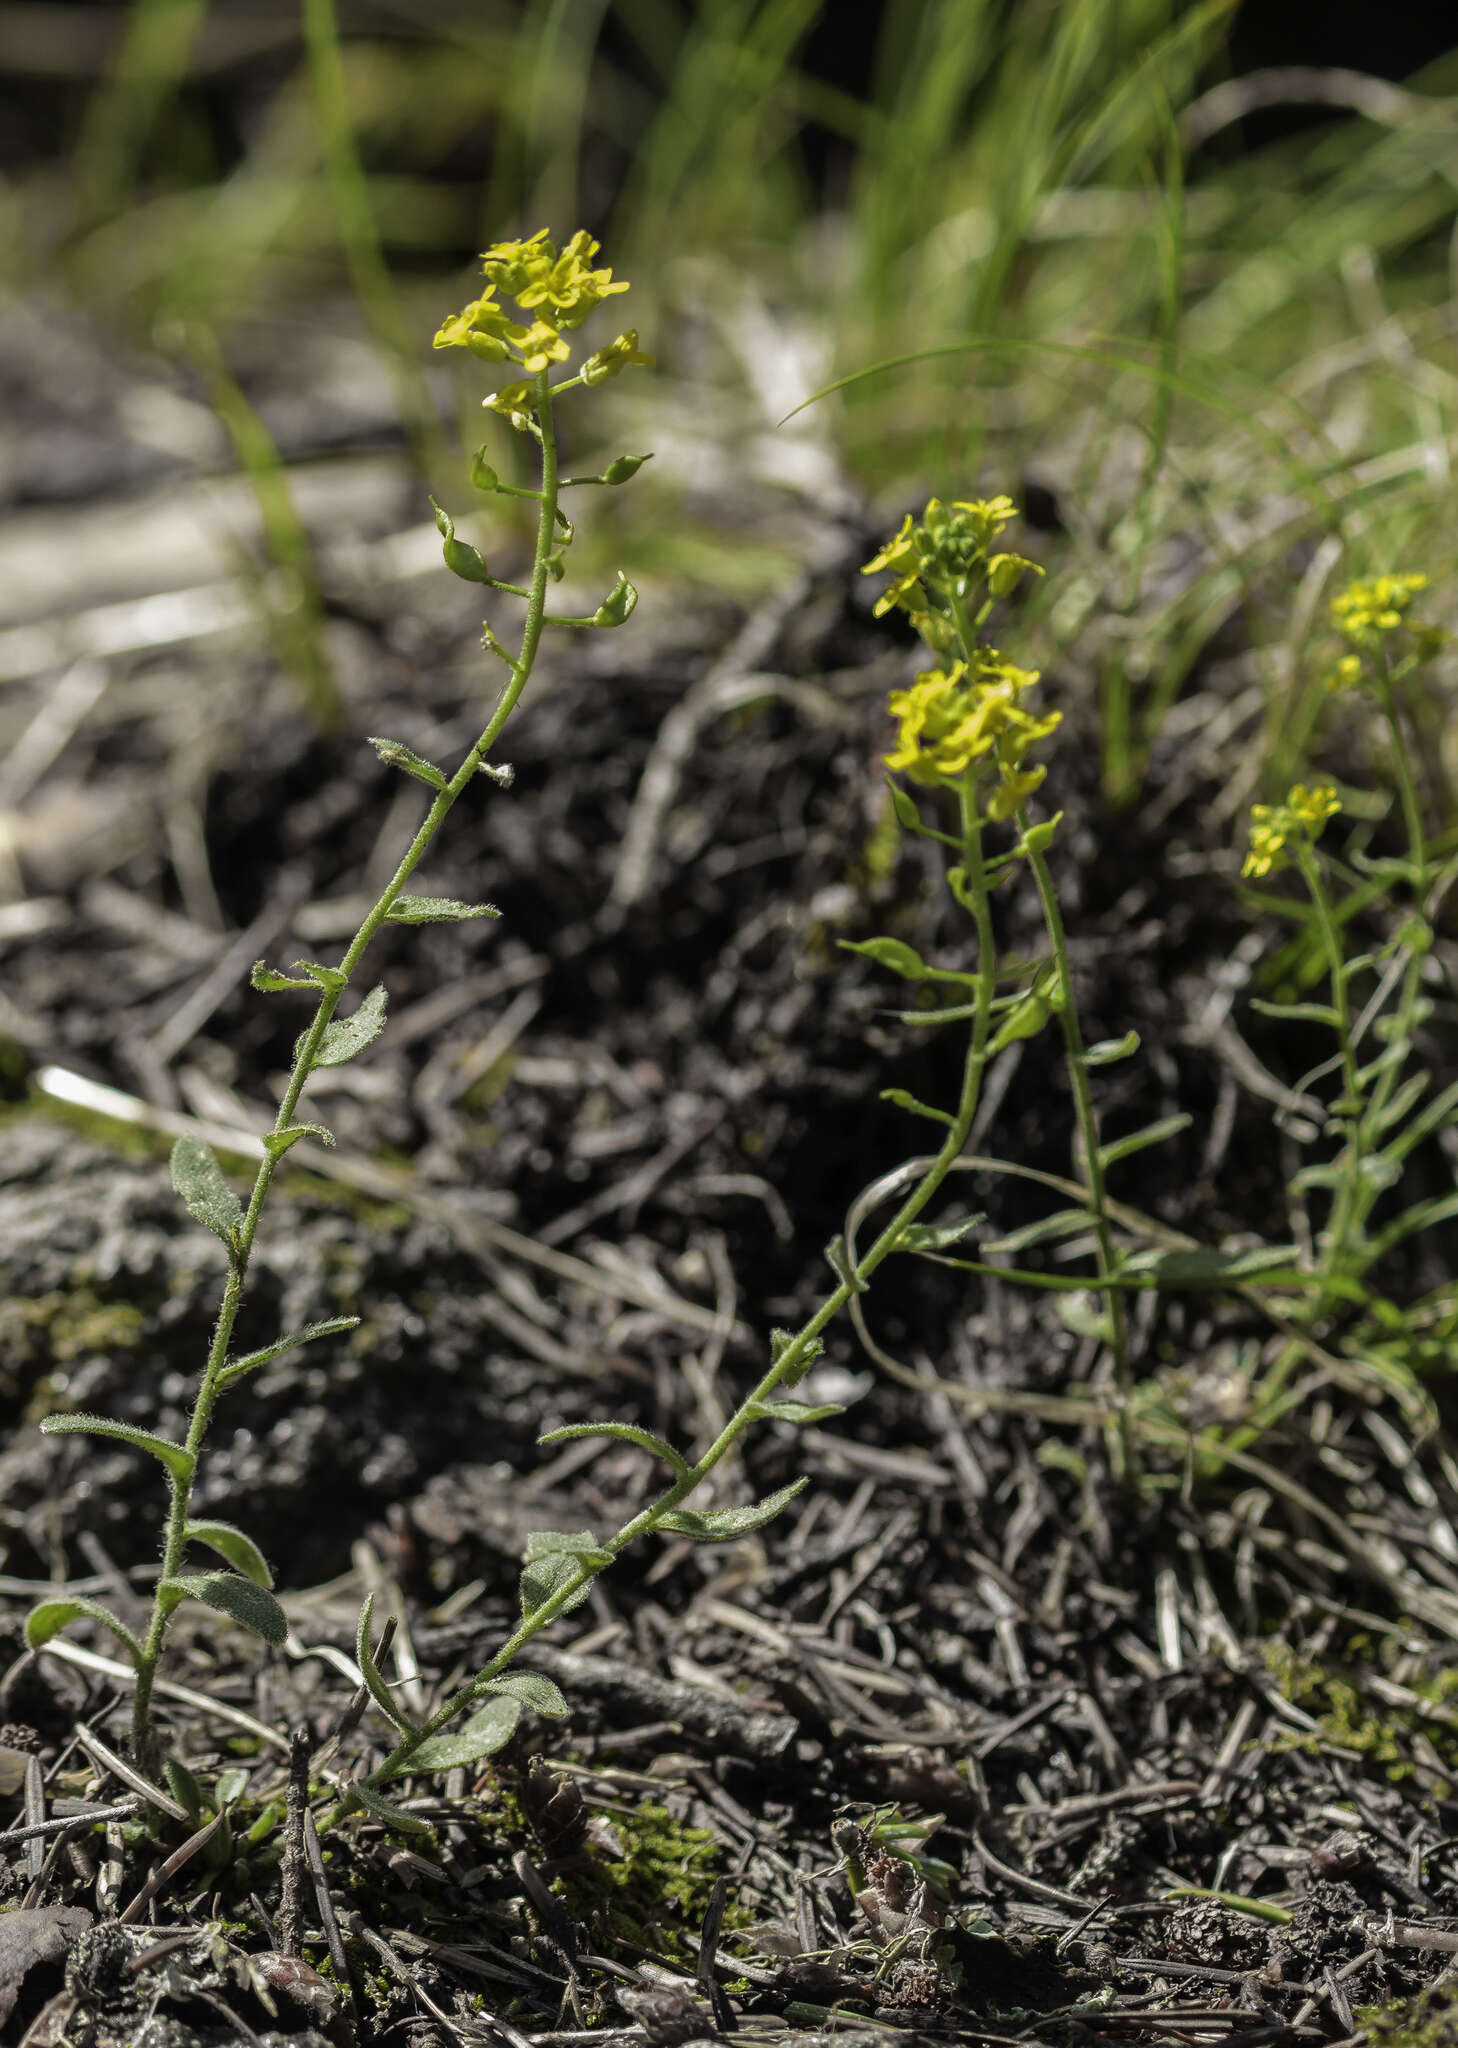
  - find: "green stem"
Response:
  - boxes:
[323,779,1001,1830]
[131,372,563,1772]
[1019,820,1133,1479]
[1293,842,1364,1325]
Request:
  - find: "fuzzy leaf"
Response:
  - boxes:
[898,1213,987,1252]
[393,1697,522,1775]
[162,1572,288,1645]
[537,1422,690,1480]
[262,1122,335,1160]
[185,1520,273,1588]
[356,1593,416,1733]
[474,1670,568,1718]
[251,962,314,994]
[1096,1113,1192,1171]
[769,1329,823,1390]
[301,984,387,1071]
[292,960,346,995]
[655,1478,806,1542]
[25,1595,143,1664]
[982,1208,1093,1255]
[1248,998,1341,1026]
[520,1542,602,1623]
[384,895,500,926]
[218,1316,359,1392]
[170,1135,242,1248]
[41,1412,194,1484]
[347,1781,435,1834]
[744,1398,845,1425]
[370,735,447,791]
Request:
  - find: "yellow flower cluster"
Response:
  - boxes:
[1330,573,1429,645]
[885,652,1060,814]
[434,230,636,394]
[1242,784,1342,880]
[863,495,1025,621]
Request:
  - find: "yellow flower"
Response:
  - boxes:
[1241,784,1341,879]
[1331,572,1429,645]
[862,514,927,618]
[581,330,654,385]
[434,230,633,384]
[885,653,1060,794]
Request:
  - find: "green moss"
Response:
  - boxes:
[1357,1981,1458,2046]
[1263,1638,1458,1795]
[0,1286,146,1407]
[563,1799,732,1962]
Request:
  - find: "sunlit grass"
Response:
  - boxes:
[12,0,1458,797]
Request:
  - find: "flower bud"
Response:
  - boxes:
[987,551,1043,598]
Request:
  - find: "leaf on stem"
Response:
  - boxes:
[384,896,500,925]
[41,1412,195,1483]
[897,1213,987,1252]
[474,1670,568,1717]
[300,985,387,1070]
[769,1327,822,1388]
[519,1531,608,1622]
[1119,1244,1305,1287]
[217,1316,360,1391]
[537,1421,691,1480]
[1096,1113,1192,1171]
[656,1478,806,1542]
[391,1696,523,1775]
[743,1397,845,1425]
[356,1593,418,1734]
[347,1781,435,1835]
[251,962,316,994]
[1248,998,1341,1027]
[183,1520,273,1588]
[170,1135,242,1249]
[25,1595,143,1663]
[824,1237,868,1294]
[161,1571,288,1645]
[262,1122,335,1159]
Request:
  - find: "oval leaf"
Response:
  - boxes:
[26,1596,143,1664]
[163,1572,288,1646]
[898,1212,987,1252]
[41,1413,195,1484]
[520,1550,598,1624]
[384,896,500,926]
[185,1520,273,1589]
[655,1477,806,1543]
[303,985,387,1071]
[170,1135,242,1248]
[218,1315,360,1392]
[475,1670,568,1719]
[370,735,447,791]
[394,1696,523,1775]
[537,1423,690,1480]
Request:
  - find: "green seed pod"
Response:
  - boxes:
[469,448,500,492]
[430,497,490,585]
[592,572,638,627]
[602,453,651,486]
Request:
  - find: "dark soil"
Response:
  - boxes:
[4,299,1458,2047]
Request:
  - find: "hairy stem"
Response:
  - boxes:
[322,783,1001,1829]
[131,371,562,1772]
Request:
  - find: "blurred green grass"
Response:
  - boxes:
[5,0,1457,800]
